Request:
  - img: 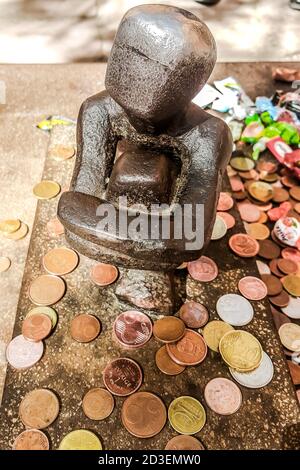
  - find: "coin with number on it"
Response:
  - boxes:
[59,430,102,450]
[113,310,152,349]
[166,329,207,366]
[229,351,274,388]
[82,388,114,420]
[29,274,66,306]
[165,435,204,450]
[168,396,206,435]
[90,263,119,286]
[278,323,300,352]
[216,294,254,326]
[122,392,166,438]
[204,378,242,415]
[153,316,185,343]
[19,388,59,429]
[0,218,21,234]
[42,247,79,276]
[203,320,234,353]
[103,357,142,396]
[26,306,57,328]
[155,346,185,376]
[187,256,218,282]
[211,215,227,240]
[6,334,44,369]
[33,180,61,200]
[70,314,101,343]
[238,276,267,301]
[219,330,263,372]
[22,313,52,342]
[179,301,209,329]
[12,429,49,450]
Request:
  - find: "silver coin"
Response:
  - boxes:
[211,215,227,240]
[256,260,271,275]
[216,293,254,326]
[282,297,300,320]
[229,351,274,388]
[6,335,44,369]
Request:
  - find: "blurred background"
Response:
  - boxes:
[0,0,299,63]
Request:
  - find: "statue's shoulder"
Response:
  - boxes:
[79,91,120,117]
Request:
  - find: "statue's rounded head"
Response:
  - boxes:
[105,4,216,129]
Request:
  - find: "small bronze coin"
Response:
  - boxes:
[47,217,64,237]
[229,233,259,258]
[272,187,289,203]
[90,263,119,286]
[217,211,236,229]
[29,274,66,306]
[22,313,52,342]
[258,239,281,260]
[269,259,284,277]
[165,435,204,450]
[82,388,114,420]
[19,389,59,429]
[187,256,218,282]
[290,186,300,202]
[179,301,209,328]
[281,275,300,297]
[103,357,142,396]
[155,346,185,376]
[277,258,298,275]
[70,314,101,343]
[42,247,79,276]
[13,429,49,450]
[166,329,207,366]
[49,144,75,161]
[261,274,283,296]
[269,290,290,308]
[257,211,268,224]
[153,316,186,343]
[121,391,166,438]
[246,222,270,240]
[248,181,273,202]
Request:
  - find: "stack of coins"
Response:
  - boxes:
[0,218,29,245]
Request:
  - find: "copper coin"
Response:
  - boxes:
[113,310,152,349]
[277,258,298,275]
[229,175,244,192]
[179,301,209,328]
[165,435,204,450]
[90,263,119,286]
[42,247,79,275]
[49,144,75,161]
[82,388,114,420]
[238,276,267,301]
[257,211,268,224]
[269,259,284,277]
[13,429,49,450]
[217,192,234,211]
[272,187,289,203]
[281,247,300,264]
[22,313,52,342]
[290,186,300,202]
[155,345,185,376]
[19,389,59,429]
[256,160,278,173]
[229,233,259,258]
[269,290,290,308]
[70,314,101,343]
[238,203,260,223]
[287,360,300,385]
[246,222,270,240]
[232,190,247,201]
[121,391,166,438]
[153,316,186,343]
[204,377,242,415]
[294,202,300,214]
[46,217,64,237]
[261,274,283,296]
[248,181,273,202]
[187,256,218,282]
[103,357,142,396]
[166,329,207,366]
[217,211,235,229]
[29,274,66,306]
[258,239,281,260]
[255,202,273,212]
[6,334,44,369]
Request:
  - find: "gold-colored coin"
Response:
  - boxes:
[246,223,270,240]
[49,144,75,161]
[0,219,21,234]
[59,430,102,450]
[278,323,300,352]
[33,180,61,200]
[219,330,263,372]
[281,275,300,297]
[248,181,273,202]
[203,320,234,352]
[168,396,206,435]
[26,306,58,328]
[230,157,255,172]
[0,256,11,272]
[5,222,28,240]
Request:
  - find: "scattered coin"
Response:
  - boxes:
[271,307,291,331]
[26,306,58,328]
[278,323,300,352]
[6,334,44,369]
[277,258,298,275]
[216,294,254,326]
[238,203,260,223]
[12,429,49,450]
[166,329,207,366]
[238,276,267,301]
[0,218,21,234]
[19,388,59,429]
[229,351,274,388]
[269,290,290,308]
[248,181,273,202]
[217,211,236,229]
[229,233,259,257]
[282,297,300,319]
[217,192,234,211]
[246,223,270,240]
[257,211,268,224]
[204,377,242,415]
[165,435,204,450]
[121,391,166,438]
[203,320,234,353]
[113,310,152,349]
[187,256,218,282]
[103,357,142,396]
[287,360,300,385]
[29,274,66,306]
[258,239,281,260]
[290,186,300,202]
[272,187,289,203]
[168,396,206,435]
[211,215,227,240]
[269,259,284,277]
[22,313,52,342]
[230,157,255,172]
[70,314,101,343]
[281,274,300,297]
[47,217,65,237]
[179,301,209,329]
[82,387,114,420]
[155,345,185,376]
[90,262,119,286]
[5,222,29,240]
[49,144,76,161]
[256,260,271,275]
[153,316,185,343]
[219,330,263,372]
[281,247,300,264]
[33,180,61,200]
[0,256,11,272]
[59,430,102,450]
[42,247,79,276]
[261,274,283,296]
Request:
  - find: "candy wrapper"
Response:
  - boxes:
[274,217,300,249]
